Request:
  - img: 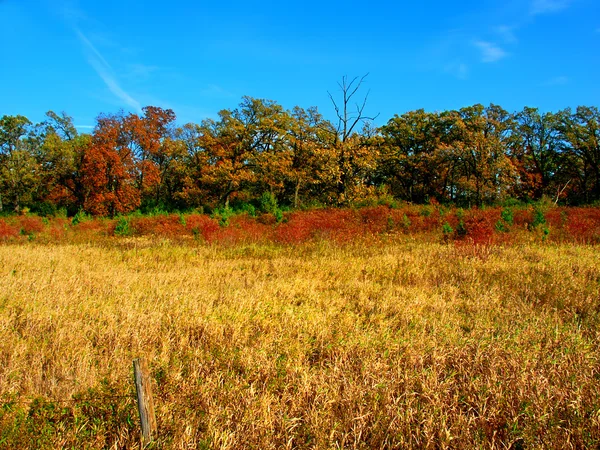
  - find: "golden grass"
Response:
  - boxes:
[1,238,599,448]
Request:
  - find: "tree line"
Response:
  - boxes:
[1,92,599,216]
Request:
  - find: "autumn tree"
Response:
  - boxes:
[327,74,380,204]
[81,113,140,216]
[243,98,293,200]
[175,122,210,208]
[38,111,91,213]
[440,105,515,206]
[123,106,181,208]
[284,106,336,207]
[196,97,290,207]
[379,109,447,203]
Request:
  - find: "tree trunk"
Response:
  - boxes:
[294,178,301,209]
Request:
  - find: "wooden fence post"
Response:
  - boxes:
[133,358,157,447]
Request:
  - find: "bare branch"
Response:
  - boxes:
[328,73,377,142]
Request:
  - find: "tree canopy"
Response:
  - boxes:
[2,94,599,215]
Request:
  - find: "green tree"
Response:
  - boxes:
[558,106,600,202]
[441,105,515,206]
[379,109,445,203]
[510,107,563,201]
[39,111,91,213]
[0,115,40,212]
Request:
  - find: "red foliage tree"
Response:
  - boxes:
[81,114,140,216]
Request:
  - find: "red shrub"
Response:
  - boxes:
[74,219,112,239]
[457,209,498,245]
[216,215,271,244]
[358,206,394,234]
[544,208,567,230]
[185,214,220,243]
[0,219,20,240]
[129,215,186,238]
[275,209,359,244]
[406,206,442,233]
[565,208,600,244]
[17,216,45,235]
[512,208,534,229]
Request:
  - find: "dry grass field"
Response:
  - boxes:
[1,237,599,448]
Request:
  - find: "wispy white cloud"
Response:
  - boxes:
[75,28,142,112]
[75,125,94,130]
[474,41,508,63]
[542,75,569,86]
[530,0,571,15]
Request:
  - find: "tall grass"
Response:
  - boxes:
[0,238,599,448]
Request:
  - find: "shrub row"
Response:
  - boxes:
[1,205,599,245]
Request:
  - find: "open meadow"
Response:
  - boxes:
[1,231,599,449]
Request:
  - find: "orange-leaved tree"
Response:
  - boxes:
[81,113,140,216]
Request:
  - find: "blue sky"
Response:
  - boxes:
[1,0,599,130]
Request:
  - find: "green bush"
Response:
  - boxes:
[273,208,284,224]
[114,217,131,236]
[532,207,546,229]
[442,222,453,234]
[420,206,433,217]
[237,202,257,217]
[212,206,234,227]
[495,207,514,232]
[501,207,514,226]
[71,210,90,226]
[259,192,279,214]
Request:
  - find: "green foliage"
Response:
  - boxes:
[496,207,514,232]
[212,206,234,227]
[71,210,90,225]
[542,226,550,241]
[402,214,411,230]
[442,222,453,234]
[259,192,279,214]
[140,204,170,216]
[532,208,546,229]
[30,202,57,217]
[420,206,432,217]
[0,378,136,449]
[501,207,514,226]
[273,208,284,223]
[114,217,131,236]
[495,220,508,232]
[236,202,256,217]
[503,197,526,208]
[259,192,284,223]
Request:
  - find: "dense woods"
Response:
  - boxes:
[1,97,599,216]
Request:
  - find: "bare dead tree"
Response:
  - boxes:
[327,74,379,144]
[326,74,380,202]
